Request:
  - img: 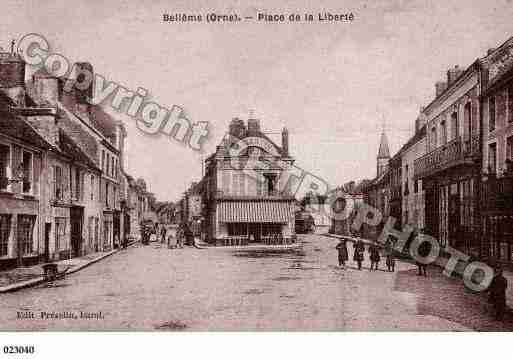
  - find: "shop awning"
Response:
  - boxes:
[218,200,295,223]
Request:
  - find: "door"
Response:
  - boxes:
[44,223,51,262]
[70,207,84,257]
[448,183,460,248]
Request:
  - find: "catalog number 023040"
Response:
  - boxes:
[3,346,35,355]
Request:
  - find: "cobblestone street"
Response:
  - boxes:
[1,234,512,331]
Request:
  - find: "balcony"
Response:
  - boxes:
[414,136,480,179]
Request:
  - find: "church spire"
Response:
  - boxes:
[377,131,390,159]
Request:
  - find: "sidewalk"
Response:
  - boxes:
[0,241,138,294]
[324,232,513,308]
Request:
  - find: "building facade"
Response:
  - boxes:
[414,63,482,254]
[201,116,296,245]
[480,37,513,263]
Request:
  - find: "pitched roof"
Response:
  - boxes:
[377,131,390,158]
[58,129,99,170]
[0,93,53,150]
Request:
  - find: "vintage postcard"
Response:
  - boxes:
[1,1,513,344]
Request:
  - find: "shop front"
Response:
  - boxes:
[213,199,295,246]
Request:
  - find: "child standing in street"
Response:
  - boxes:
[336,240,349,268]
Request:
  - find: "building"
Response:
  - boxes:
[0,91,53,269]
[401,119,427,231]
[200,116,296,245]
[0,44,156,269]
[414,63,482,254]
[359,131,392,239]
[480,37,513,263]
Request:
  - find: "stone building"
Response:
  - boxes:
[0,45,151,269]
[200,116,296,245]
[480,37,513,263]
[401,118,427,231]
[414,63,482,254]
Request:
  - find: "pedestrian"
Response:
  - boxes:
[353,239,364,270]
[160,225,167,244]
[167,231,177,249]
[335,240,349,268]
[488,265,508,321]
[385,242,395,272]
[416,237,429,276]
[369,244,380,271]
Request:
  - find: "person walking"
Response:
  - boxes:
[369,244,381,271]
[160,225,167,244]
[335,240,349,268]
[489,265,508,321]
[385,242,395,272]
[353,239,365,270]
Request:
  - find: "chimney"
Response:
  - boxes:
[435,81,447,97]
[415,106,426,133]
[73,62,93,104]
[229,117,246,139]
[247,116,260,136]
[0,49,26,106]
[447,65,464,85]
[487,48,495,56]
[282,127,289,156]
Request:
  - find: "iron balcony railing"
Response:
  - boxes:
[414,135,480,179]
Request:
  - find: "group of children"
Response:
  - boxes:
[336,239,396,272]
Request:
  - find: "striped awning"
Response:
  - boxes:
[218,200,294,223]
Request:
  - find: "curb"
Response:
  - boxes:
[0,241,138,294]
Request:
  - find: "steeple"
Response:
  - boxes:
[376,130,390,177]
[377,131,390,159]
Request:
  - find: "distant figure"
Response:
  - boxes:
[160,225,167,244]
[353,239,365,270]
[335,240,349,268]
[385,242,395,272]
[369,244,380,271]
[416,237,430,276]
[489,265,508,321]
[167,232,176,249]
[184,224,194,246]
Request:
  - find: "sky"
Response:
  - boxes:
[2,0,513,201]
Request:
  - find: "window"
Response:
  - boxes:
[0,214,11,257]
[264,173,276,195]
[489,96,496,132]
[105,182,109,206]
[101,150,105,171]
[90,175,95,201]
[22,151,32,193]
[507,136,513,162]
[239,172,245,196]
[74,167,81,200]
[431,127,437,150]
[106,154,110,177]
[0,144,10,190]
[114,159,118,179]
[464,102,472,139]
[509,85,513,123]
[488,142,497,174]
[440,120,447,145]
[111,157,115,177]
[414,179,419,193]
[54,165,63,200]
[451,112,458,140]
[55,217,66,253]
[17,215,35,255]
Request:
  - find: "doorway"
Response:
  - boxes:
[70,207,84,258]
[44,223,51,262]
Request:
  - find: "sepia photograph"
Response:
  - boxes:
[1,0,513,356]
